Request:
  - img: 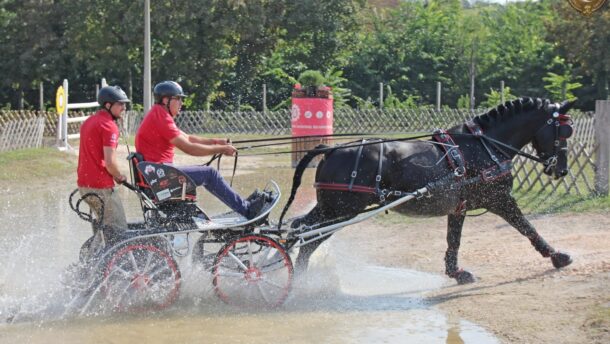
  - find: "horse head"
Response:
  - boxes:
[532,100,575,179]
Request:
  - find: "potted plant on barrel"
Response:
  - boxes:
[292,70,332,99]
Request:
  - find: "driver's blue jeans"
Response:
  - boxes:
[176,165,249,216]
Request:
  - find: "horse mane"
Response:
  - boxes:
[475,97,548,128]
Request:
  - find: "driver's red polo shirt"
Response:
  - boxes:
[135,104,181,163]
[77,110,120,188]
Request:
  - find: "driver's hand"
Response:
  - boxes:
[114,174,127,183]
[221,144,237,157]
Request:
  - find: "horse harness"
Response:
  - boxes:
[312,111,573,212]
[314,130,512,206]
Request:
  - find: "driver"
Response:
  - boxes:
[77,85,130,259]
[135,81,269,219]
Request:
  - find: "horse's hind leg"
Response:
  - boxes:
[445,213,476,284]
[489,196,572,269]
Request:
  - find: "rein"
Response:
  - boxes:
[204,112,572,191]
[235,133,434,157]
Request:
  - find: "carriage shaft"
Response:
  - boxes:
[293,186,429,244]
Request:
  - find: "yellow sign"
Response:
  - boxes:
[568,0,608,15]
[56,85,66,114]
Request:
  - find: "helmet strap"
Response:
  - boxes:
[165,97,178,116]
[104,103,120,121]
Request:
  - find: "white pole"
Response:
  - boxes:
[470,39,477,111]
[143,0,152,113]
[263,83,267,112]
[62,79,69,149]
[379,82,383,109]
[436,81,441,111]
[500,80,505,104]
[39,82,44,111]
[594,100,610,195]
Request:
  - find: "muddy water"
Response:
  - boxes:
[0,164,498,343]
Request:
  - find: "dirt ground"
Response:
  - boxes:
[339,211,610,344]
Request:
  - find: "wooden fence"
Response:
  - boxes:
[1,104,608,197]
[0,117,45,152]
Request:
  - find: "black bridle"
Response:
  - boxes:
[536,112,573,175]
[467,111,573,174]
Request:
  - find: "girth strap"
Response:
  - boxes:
[375,142,384,192]
[348,139,366,191]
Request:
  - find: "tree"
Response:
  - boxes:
[543,57,582,102]
[250,0,364,110]
[0,1,67,109]
[344,0,465,107]
[215,1,287,110]
[474,1,554,102]
[546,1,610,108]
[480,86,516,108]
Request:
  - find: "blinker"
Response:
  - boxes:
[558,125,573,139]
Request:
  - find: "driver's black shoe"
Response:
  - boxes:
[246,190,274,220]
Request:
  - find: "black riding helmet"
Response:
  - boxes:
[98,86,131,106]
[153,81,187,104]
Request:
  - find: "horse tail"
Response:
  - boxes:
[278,144,330,230]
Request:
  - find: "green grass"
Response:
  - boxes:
[0,148,77,183]
[512,156,610,214]
[515,190,610,214]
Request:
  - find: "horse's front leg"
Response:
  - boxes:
[445,213,476,284]
[488,196,572,269]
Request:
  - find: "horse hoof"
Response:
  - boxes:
[451,269,476,284]
[551,251,572,269]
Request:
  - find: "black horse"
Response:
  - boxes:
[280,98,575,284]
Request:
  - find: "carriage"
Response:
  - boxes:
[65,97,576,314]
[65,152,428,315]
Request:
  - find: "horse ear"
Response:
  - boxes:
[559,100,576,114]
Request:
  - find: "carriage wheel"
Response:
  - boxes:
[103,243,181,312]
[212,235,293,308]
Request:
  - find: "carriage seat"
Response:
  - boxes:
[127,152,197,204]
[127,153,208,222]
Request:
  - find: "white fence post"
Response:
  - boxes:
[60,78,69,150]
[436,82,441,111]
[39,82,44,111]
[57,78,104,151]
[379,82,384,109]
[500,80,505,104]
[594,100,610,195]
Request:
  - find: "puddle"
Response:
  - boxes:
[0,171,498,343]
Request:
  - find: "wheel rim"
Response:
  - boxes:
[213,235,293,308]
[103,244,181,312]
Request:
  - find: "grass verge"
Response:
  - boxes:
[0,148,77,184]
